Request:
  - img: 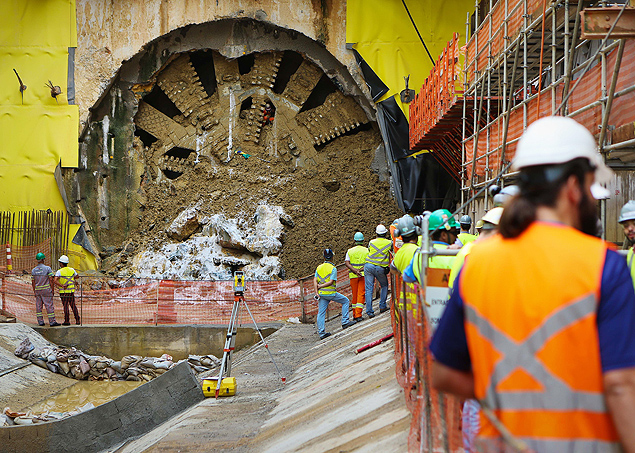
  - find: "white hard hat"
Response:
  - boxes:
[513,116,613,184]
[619,200,635,223]
[481,207,504,228]
[376,224,388,235]
[58,255,69,264]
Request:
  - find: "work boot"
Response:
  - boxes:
[353,317,364,323]
[380,307,389,314]
[62,322,70,326]
[319,332,331,340]
[37,321,45,326]
[342,321,356,329]
[367,313,375,319]
[49,321,61,327]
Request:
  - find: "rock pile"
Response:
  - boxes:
[14,337,220,382]
[131,204,291,280]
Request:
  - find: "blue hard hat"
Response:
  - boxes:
[353,232,364,242]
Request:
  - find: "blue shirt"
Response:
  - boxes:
[430,249,635,373]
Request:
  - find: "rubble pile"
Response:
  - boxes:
[130,204,289,280]
[14,338,220,382]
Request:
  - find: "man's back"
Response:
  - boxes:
[459,222,617,445]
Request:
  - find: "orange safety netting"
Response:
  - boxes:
[465,0,543,87]
[1,263,357,326]
[465,40,635,180]
[0,239,52,273]
[390,278,464,451]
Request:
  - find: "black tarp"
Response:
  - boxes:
[352,49,389,102]
[377,96,457,213]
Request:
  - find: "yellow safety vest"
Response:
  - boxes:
[457,232,477,246]
[346,245,368,278]
[58,266,77,294]
[316,262,336,296]
[413,243,455,284]
[394,243,419,315]
[365,238,391,266]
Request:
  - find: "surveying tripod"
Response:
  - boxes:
[215,271,286,398]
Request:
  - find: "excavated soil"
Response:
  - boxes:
[114,127,401,279]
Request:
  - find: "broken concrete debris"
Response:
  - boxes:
[132,204,288,280]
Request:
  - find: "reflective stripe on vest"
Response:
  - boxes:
[460,222,618,444]
[316,262,336,295]
[465,294,606,413]
[58,267,76,293]
[365,238,391,266]
[347,245,368,278]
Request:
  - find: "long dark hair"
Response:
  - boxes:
[498,158,593,238]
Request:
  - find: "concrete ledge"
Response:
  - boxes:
[34,324,280,360]
[0,361,205,453]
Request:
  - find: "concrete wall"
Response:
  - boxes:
[0,361,204,453]
[75,0,358,130]
[35,324,279,361]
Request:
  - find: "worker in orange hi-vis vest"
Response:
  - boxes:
[430,116,635,452]
[345,232,368,322]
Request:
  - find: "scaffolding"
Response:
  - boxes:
[410,0,635,244]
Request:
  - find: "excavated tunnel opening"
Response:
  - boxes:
[72,18,401,280]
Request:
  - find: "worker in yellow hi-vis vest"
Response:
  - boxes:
[55,255,80,325]
[345,232,368,322]
[364,224,392,318]
[313,248,356,340]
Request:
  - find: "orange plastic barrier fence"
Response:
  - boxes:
[1,263,358,326]
[0,239,52,273]
[409,33,464,180]
[390,276,463,451]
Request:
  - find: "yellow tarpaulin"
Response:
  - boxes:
[0,0,77,48]
[67,224,98,272]
[347,0,473,119]
[0,0,94,269]
[0,48,71,106]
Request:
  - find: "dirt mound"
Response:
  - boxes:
[107,127,401,279]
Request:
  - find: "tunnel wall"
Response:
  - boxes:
[0,361,204,453]
[75,0,357,130]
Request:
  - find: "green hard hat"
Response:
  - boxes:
[429,209,460,231]
[36,252,45,260]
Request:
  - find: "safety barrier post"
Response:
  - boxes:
[298,278,306,323]
[79,276,83,326]
[6,243,11,274]
[1,272,5,311]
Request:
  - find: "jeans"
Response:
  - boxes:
[364,263,388,315]
[317,292,350,335]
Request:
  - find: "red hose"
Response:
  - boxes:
[356,333,395,354]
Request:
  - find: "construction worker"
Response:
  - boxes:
[455,215,477,247]
[430,116,635,451]
[390,215,420,316]
[403,209,459,287]
[448,207,503,290]
[54,255,80,325]
[345,232,368,322]
[364,224,392,318]
[313,248,356,340]
[618,200,635,288]
[31,252,59,327]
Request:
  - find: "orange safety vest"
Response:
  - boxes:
[460,222,619,451]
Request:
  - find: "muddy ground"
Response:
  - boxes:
[109,126,401,279]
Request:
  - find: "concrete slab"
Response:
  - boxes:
[112,311,410,452]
